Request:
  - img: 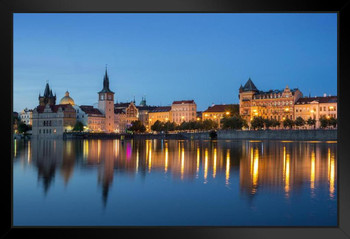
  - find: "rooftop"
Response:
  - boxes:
[150,106,171,113]
[295,96,337,104]
[172,100,195,104]
[204,104,238,113]
[35,104,74,113]
[80,105,103,115]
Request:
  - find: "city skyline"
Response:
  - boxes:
[13,13,337,112]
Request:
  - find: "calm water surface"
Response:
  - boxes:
[13,139,337,226]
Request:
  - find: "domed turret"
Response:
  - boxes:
[59,91,75,105]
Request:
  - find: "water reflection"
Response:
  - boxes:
[13,139,337,206]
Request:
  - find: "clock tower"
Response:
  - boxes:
[98,68,115,132]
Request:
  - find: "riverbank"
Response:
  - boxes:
[20,129,337,141]
[182,129,337,141]
[62,129,336,141]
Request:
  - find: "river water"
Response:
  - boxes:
[13,139,337,226]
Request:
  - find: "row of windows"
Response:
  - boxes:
[253,101,293,107]
[89,120,103,124]
[295,106,337,112]
[43,120,52,126]
[38,129,56,134]
[173,112,195,116]
[172,107,196,111]
[265,115,293,120]
[253,94,292,99]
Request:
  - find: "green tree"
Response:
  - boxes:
[251,116,264,130]
[263,118,273,129]
[221,115,245,130]
[294,117,305,128]
[163,121,176,132]
[319,116,329,129]
[151,120,164,132]
[73,121,84,132]
[129,120,146,133]
[307,117,316,129]
[282,118,295,129]
[202,119,218,130]
[271,119,280,129]
[329,117,337,128]
[17,122,30,134]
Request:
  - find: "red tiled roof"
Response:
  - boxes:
[204,104,237,113]
[295,96,337,105]
[35,104,74,113]
[80,105,103,116]
[172,100,195,104]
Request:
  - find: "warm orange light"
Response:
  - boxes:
[213,115,217,119]
[213,148,217,178]
[226,149,230,185]
[311,150,316,191]
[226,112,230,115]
[196,117,200,121]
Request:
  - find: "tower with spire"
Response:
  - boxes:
[98,67,115,132]
[238,77,259,121]
[39,82,56,106]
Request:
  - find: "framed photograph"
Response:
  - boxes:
[2,0,350,238]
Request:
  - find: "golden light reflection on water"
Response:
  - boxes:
[213,147,217,178]
[225,149,230,185]
[196,147,200,178]
[328,148,335,199]
[136,148,139,173]
[204,148,208,183]
[148,141,152,173]
[285,153,290,197]
[165,143,168,173]
[181,147,185,180]
[14,139,337,201]
[14,139,17,158]
[251,148,259,194]
[311,150,316,192]
[27,140,31,163]
[83,140,89,160]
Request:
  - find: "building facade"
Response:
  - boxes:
[239,78,303,124]
[294,95,337,128]
[32,104,77,138]
[202,104,238,127]
[170,100,197,124]
[32,83,77,138]
[148,106,172,125]
[19,108,33,126]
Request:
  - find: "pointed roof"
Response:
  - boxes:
[98,68,114,94]
[242,78,258,92]
[44,83,51,97]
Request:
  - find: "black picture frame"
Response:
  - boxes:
[1,0,350,238]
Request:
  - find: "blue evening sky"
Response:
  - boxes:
[13,13,337,112]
